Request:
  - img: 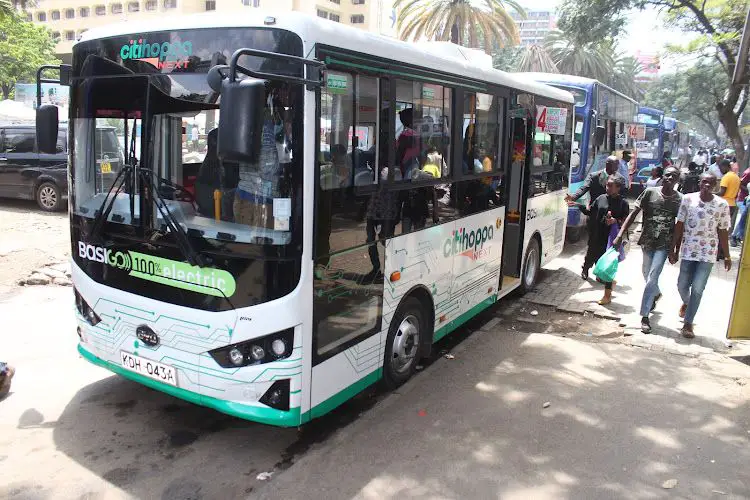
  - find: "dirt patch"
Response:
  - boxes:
[508,304,623,338]
[0,200,69,294]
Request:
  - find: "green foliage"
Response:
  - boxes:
[517,44,560,73]
[557,0,633,45]
[395,0,525,53]
[643,60,727,140]
[0,12,59,98]
[558,0,750,161]
[492,45,524,72]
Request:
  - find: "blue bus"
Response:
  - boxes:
[635,106,665,170]
[520,74,639,241]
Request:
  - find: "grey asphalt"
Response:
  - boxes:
[257,328,750,499]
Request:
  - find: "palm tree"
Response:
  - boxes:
[0,0,13,17]
[544,30,615,83]
[610,56,644,99]
[395,0,525,54]
[517,44,559,73]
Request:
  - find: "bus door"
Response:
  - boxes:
[502,111,532,284]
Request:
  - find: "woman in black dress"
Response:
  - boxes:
[571,174,629,305]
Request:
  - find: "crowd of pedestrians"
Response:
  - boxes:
[569,148,742,338]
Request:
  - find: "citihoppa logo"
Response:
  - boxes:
[443,225,495,261]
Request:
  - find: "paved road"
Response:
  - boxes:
[256,328,750,500]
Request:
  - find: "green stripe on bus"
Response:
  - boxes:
[302,368,383,423]
[433,295,497,343]
[78,345,301,427]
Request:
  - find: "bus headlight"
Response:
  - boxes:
[228,347,244,366]
[208,328,294,368]
[250,345,265,361]
[271,339,286,357]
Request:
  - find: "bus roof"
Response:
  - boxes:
[638,106,664,116]
[77,11,573,104]
[516,72,639,104]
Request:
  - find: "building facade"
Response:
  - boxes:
[509,8,556,46]
[18,0,396,59]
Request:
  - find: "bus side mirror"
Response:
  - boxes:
[217,78,266,164]
[36,104,59,154]
[594,125,606,147]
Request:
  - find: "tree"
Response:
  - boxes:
[544,29,616,81]
[0,0,12,17]
[517,43,560,72]
[395,0,525,54]
[0,13,59,99]
[558,0,750,164]
[642,61,726,143]
[612,55,644,98]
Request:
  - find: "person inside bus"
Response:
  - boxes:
[565,155,620,209]
[573,174,629,303]
[234,88,288,229]
[395,107,420,177]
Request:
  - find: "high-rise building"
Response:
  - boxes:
[16,0,396,61]
[509,8,557,46]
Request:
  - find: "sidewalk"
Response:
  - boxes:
[525,227,741,350]
[256,327,750,499]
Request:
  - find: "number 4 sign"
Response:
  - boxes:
[537,107,547,131]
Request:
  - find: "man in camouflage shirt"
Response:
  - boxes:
[613,166,682,333]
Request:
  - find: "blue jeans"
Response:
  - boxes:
[677,260,714,325]
[640,248,669,317]
[732,200,747,240]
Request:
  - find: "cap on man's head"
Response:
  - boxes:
[608,173,625,187]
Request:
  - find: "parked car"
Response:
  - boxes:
[0,124,122,211]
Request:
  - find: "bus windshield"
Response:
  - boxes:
[70,27,303,246]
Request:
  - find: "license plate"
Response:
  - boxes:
[120,351,178,387]
[101,162,112,173]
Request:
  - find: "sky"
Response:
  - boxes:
[517,0,694,73]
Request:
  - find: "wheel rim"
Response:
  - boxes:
[525,247,538,288]
[39,186,57,209]
[390,314,420,375]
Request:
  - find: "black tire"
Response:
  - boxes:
[36,181,62,212]
[383,296,426,389]
[519,238,541,295]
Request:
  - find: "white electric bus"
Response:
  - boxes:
[36,12,573,427]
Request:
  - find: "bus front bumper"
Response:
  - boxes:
[78,344,302,427]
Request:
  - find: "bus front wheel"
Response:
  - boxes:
[383,297,425,389]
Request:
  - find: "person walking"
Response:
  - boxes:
[645,165,664,188]
[565,155,620,207]
[730,167,750,247]
[670,173,732,338]
[619,151,632,191]
[718,158,740,230]
[570,174,629,304]
[613,167,682,333]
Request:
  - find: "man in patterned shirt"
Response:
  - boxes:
[669,173,732,338]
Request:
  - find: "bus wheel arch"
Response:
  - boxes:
[383,288,433,389]
[520,234,542,294]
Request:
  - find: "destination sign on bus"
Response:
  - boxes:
[536,106,568,135]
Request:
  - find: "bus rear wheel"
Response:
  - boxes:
[383,297,425,389]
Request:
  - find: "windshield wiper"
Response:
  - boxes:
[137,168,205,268]
[87,164,133,241]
